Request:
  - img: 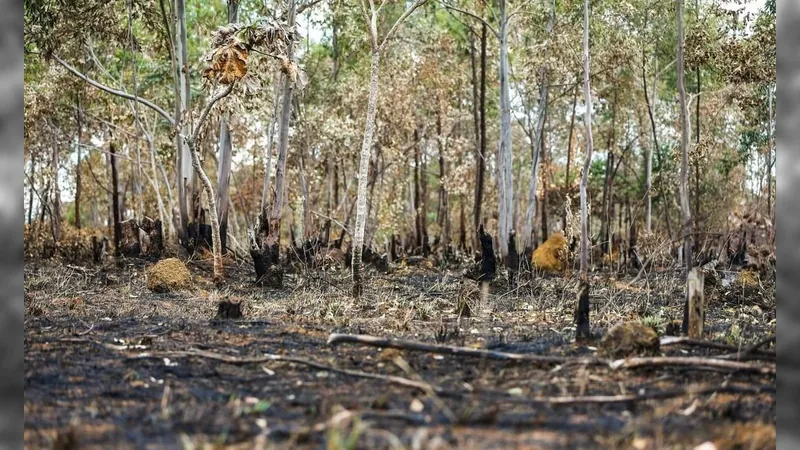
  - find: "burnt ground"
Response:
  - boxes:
[24,256,776,449]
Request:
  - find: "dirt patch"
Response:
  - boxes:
[24,260,776,449]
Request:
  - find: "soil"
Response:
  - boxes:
[24,255,776,449]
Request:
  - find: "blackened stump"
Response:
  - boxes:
[216,298,243,319]
[478,224,496,282]
[575,279,591,341]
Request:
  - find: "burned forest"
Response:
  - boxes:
[23,0,776,448]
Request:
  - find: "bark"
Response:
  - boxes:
[27,152,35,225]
[563,86,578,231]
[677,0,692,271]
[213,0,239,256]
[497,0,513,259]
[540,118,549,243]
[436,110,450,249]
[352,50,381,297]
[260,73,282,212]
[74,98,82,229]
[110,140,121,257]
[767,83,773,218]
[474,23,487,248]
[252,0,296,287]
[51,130,62,245]
[174,0,193,245]
[216,117,233,255]
[577,0,594,340]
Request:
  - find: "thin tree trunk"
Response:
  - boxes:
[51,130,62,244]
[767,83,773,218]
[437,111,450,249]
[110,140,121,256]
[563,85,578,231]
[352,49,381,297]
[577,0,595,340]
[174,0,192,244]
[27,152,36,225]
[260,73,282,212]
[414,128,423,251]
[497,0,513,259]
[540,115,550,243]
[474,23,488,248]
[253,0,296,287]
[74,98,82,229]
[213,0,239,256]
[677,0,692,272]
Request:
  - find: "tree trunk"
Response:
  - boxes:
[540,115,550,243]
[577,0,595,340]
[352,49,382,298]
[214,0,239,256]
[216,117,233,255]
[414,128,422,250]
[27,152,35,225]
[437,110,450,249]
[522,67,549,253]
[110,140,121,257]
[563,85,578,232]
[51,131,62,245]
[74,98,82,229]
[174,0,193,245]
[473,24,487,248]
[252,0,297,287]
[260,73,282,212]
[767,83,773,218]
[497,0,513,260]
[677,0,692,272]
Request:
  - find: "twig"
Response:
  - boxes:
[660,336,775,359]
[327,333,607,366]
[129,349,442,395]
[124,348,774,409]
[610,356,775,375]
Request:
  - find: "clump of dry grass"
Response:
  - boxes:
[146,258,192,293]
[532,232,568,272]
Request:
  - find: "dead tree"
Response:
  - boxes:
[576,0,594,341]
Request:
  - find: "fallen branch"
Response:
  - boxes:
[660,336,776,359]
[327,333,607,366]
[129,349,442,396]
[124,348,773,408]
[610,356,776,375]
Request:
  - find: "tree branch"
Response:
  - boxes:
[435,0,499,40]
[53,55,175,127]
[296,0,324,16]
[189,84,235,145]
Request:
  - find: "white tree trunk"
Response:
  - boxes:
[352,50,381,297]
[174,0,193,241]
[580,0,594,278]
[260,75,282,212]
[497,0,513,258]
[677,0,692,271]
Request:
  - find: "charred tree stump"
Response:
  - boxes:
[216,297,243,319]
[139,217,164,258]
[250,211,283,288]
[507,230,519,289]
[681,267,705,338]
[575,279,591,341]
[119,219,141,257]
[478,224,496,283]
[91,236,108,263]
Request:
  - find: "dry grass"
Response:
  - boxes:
[146,258,193,293]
